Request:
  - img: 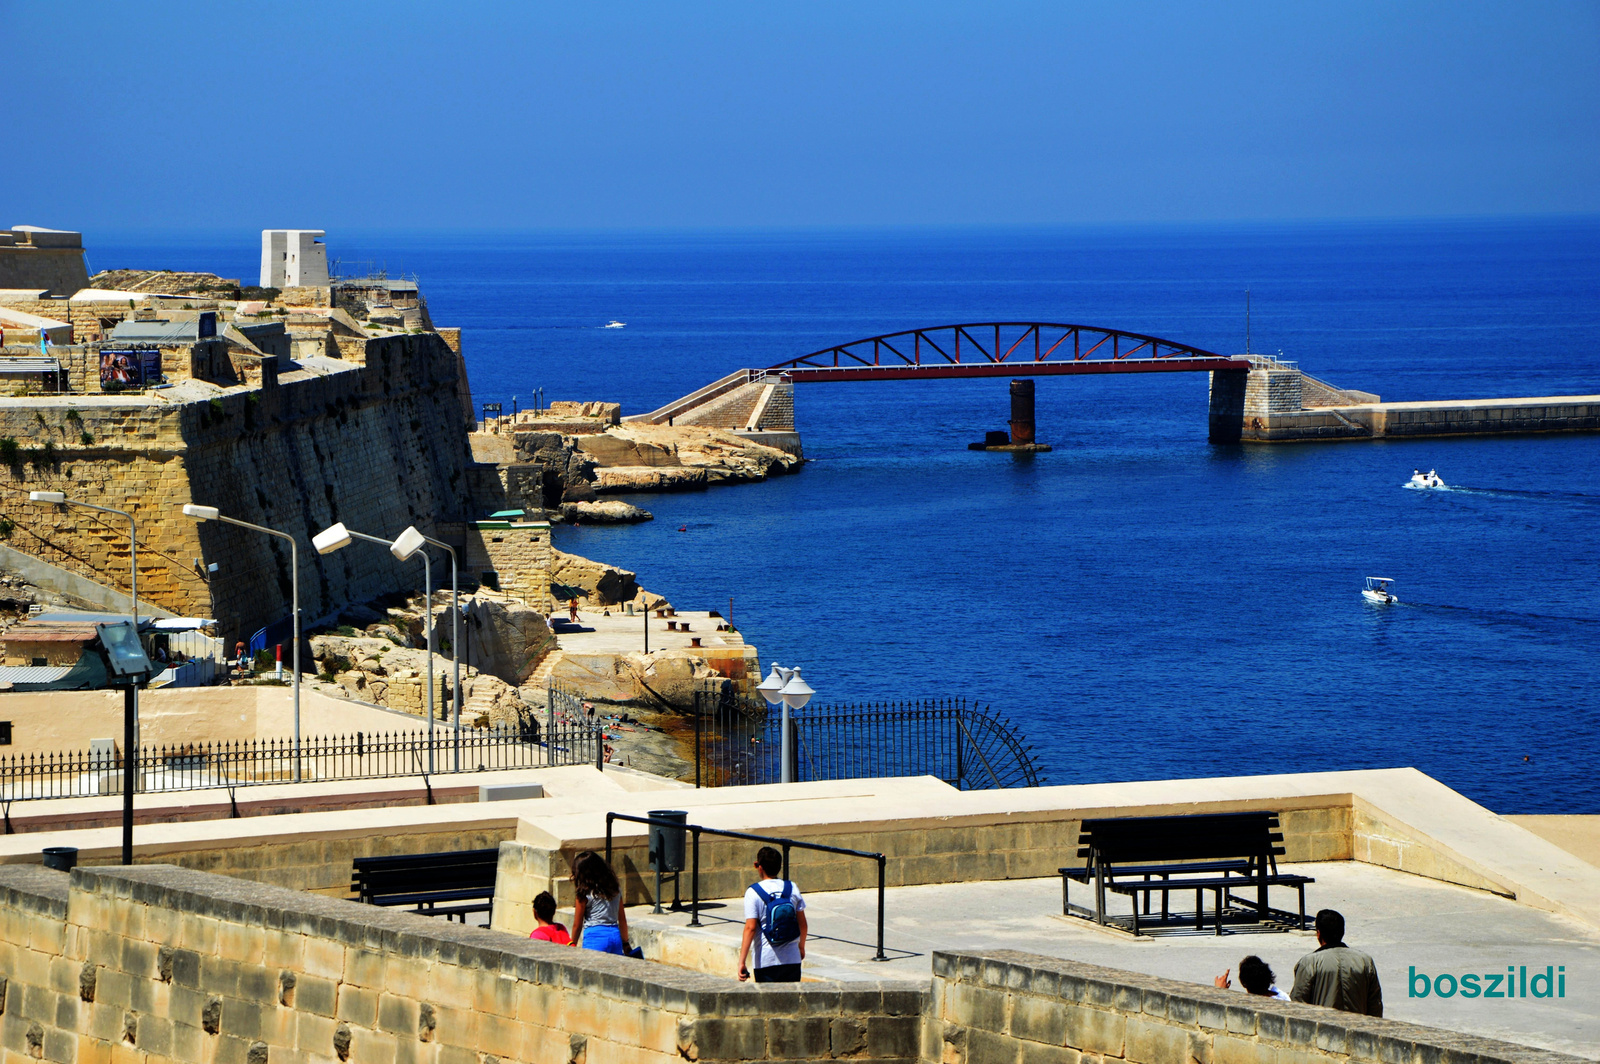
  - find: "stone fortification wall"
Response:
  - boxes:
[0,864,923,1064]
[926,949,1580,1064]
[1,332,480,641]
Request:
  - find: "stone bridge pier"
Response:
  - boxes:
[1208,358,1381,442]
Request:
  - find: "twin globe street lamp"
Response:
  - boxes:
[755,663,815,784]
[180,505,304,780]
[311,522,463,773]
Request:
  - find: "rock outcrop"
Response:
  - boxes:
[557,500,653,524]
[548,549,665,608]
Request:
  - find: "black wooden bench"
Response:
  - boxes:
[1059,811,1312,936]
[350,848,499,922]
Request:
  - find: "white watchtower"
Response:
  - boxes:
[260,230,329,288]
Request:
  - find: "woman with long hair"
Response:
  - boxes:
[568,850,630,954]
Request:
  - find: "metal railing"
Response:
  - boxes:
[0,719,604,810]
[693,693,1042,790]
[605,811,889,961]
[548,680,607,770]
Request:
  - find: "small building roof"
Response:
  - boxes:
[3,622,100,643]
[70,289,153,303]
[0,357,63,375]
[109,315,216,344]
[0,665,76,683]
[0,306,70,330]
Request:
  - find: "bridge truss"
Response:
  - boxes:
[766,322,1249,381]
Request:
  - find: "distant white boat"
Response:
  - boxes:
[1406,468,1445,489]
[604,320,626,329]
[1362,576,1398,605]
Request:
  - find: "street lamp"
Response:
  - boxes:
[412,531,462,772]
[757,663,816,784]
[30,490,143,864]
[312,522,440,773]
[181,504,303,780]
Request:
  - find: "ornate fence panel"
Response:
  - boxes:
[693,693,1041,790]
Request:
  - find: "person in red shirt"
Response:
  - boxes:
[528,891,570,945]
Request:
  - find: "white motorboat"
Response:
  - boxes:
[604,320,626,329]
[1361,576,1398,605]
[1407,468,1445,489]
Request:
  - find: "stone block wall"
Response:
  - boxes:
[0,863,924,1064]
[672,380,767,430]
[924,949,1579,1064]
[463,521,553,611]
[1242,369,1303,417]
[2,331,485,641]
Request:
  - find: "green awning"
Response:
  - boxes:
[550,583,590,601]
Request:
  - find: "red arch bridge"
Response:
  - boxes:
[631,323,1296,443]
[765,322,1248,381]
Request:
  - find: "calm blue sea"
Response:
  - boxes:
[98,219,1600,813]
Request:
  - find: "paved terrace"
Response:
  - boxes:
[627,862,1600,1058]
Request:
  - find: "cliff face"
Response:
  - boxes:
[2,332,482,643]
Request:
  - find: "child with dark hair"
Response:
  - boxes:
[568,850,631,954]
[528,891,570,945]
[1216,955,1289,1000]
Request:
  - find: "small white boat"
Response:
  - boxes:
[604,320,626,329]
[1361,576,1398,605]
[1407,468,1445,489]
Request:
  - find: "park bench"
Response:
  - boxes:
[350,847,499,922]
[1060,811,1312,936]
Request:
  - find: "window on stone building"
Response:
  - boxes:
[481,571,500,590]
[31,657,47,667]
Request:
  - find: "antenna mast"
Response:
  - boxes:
[1245,288,1251,355]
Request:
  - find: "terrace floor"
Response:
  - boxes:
[627,861,1600,1059]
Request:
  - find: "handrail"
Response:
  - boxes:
[604,811,889,962]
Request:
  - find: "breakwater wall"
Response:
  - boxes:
[1209,363,1600,443]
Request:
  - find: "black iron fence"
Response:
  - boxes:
[692,693,1041,790]
[0,719,604,807]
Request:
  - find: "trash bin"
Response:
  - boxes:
[42,846,78,872]
[647,810,688,873]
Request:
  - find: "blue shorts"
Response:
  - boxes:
[581,925,626,954]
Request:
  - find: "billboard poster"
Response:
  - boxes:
[100,350,162,388]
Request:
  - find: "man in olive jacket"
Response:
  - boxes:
[1290,909,1383,1016]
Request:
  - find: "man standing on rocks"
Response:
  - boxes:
[1291,909,1383,1016]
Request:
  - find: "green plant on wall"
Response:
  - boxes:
[80,431,94,446]
[0,437,19,465]
[64,409,82,424]
[0,516,14,540]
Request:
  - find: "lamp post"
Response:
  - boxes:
[29,490,143,863]
[414,532,461,772]
[312,522,437,773]
[757,662,815,784]
[181,505,302,780]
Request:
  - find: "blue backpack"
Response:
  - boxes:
[750,880,800,947]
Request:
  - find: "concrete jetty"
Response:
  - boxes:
[1209,356,1600,442]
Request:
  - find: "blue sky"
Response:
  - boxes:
[3,1,1596,231]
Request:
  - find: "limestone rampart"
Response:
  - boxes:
[1,331,481,640]
[925,949,1583,1064]
[0,863,925,1064]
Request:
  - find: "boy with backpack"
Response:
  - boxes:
[737,846,807,983]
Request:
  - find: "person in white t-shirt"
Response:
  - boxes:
[737,846,808,983]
